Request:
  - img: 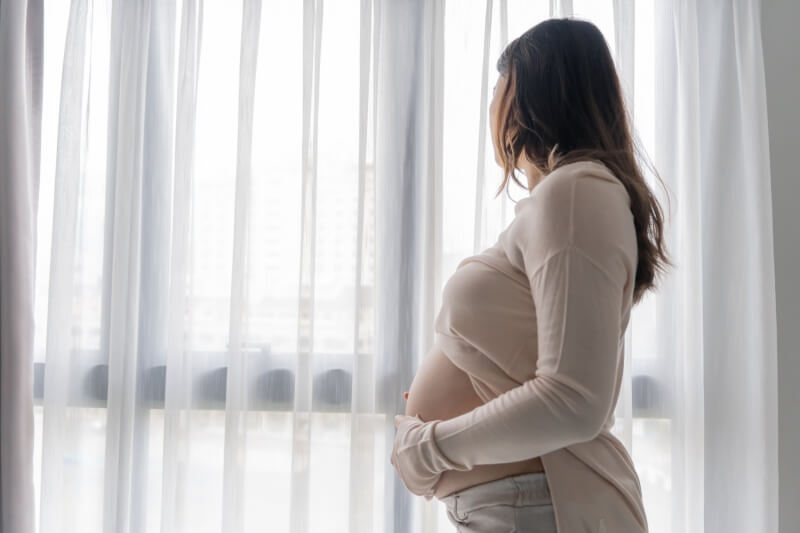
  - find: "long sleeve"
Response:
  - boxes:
[432,167,635,468]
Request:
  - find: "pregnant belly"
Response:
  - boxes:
[404,344,545,499]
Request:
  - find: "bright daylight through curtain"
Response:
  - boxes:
[31,0,777,532]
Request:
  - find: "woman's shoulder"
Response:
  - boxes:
[503,158,636,278]
[515,159,630,223]
[536,159,626,198]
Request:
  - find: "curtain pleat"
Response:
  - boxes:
[419,0,445,371]
[347,1,378,531]
[219,1,261,531]
[472,0,492,255]
[288,0,323,531]
[38,1,89,531]
[550,0,573,17]
[654,3,707,531]
[612,0,635,113]
[101,1,179,531]
[160,1,202,530]
[374,1,445,530]
[693,2,777,531]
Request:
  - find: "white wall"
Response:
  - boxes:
[761,1,800,532]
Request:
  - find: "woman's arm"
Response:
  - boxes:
[431,243,624,467]
[391,167,634,497]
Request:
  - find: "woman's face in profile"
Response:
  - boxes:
[489,73,508,167]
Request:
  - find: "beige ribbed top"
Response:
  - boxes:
[431,160,649,532]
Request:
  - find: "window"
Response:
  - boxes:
[34,2,669,532]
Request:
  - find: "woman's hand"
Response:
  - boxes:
[391,407,472,500]
[391,413,443,500]
[394,390,441,497]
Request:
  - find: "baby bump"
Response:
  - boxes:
[405,344,484,421]
[404,344,545,499]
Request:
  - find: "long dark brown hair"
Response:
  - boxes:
[493,17,673,305]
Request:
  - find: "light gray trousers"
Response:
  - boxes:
[440,471,558,532]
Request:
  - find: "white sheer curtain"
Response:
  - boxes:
[650,2,778,531]
[32,1,777,533]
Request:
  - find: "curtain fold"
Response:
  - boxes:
[220,2,261,530]
[160,1,202,531]
[38,1,92,532]
[0,1,43,533]
[651,1,778,532]
[374,1,444,530]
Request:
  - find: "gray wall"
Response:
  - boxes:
[761,1,800,532]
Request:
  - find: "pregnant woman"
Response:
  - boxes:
[390,17,672,533]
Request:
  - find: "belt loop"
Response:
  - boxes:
[508,475,523,507]
[453,494,469,522]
